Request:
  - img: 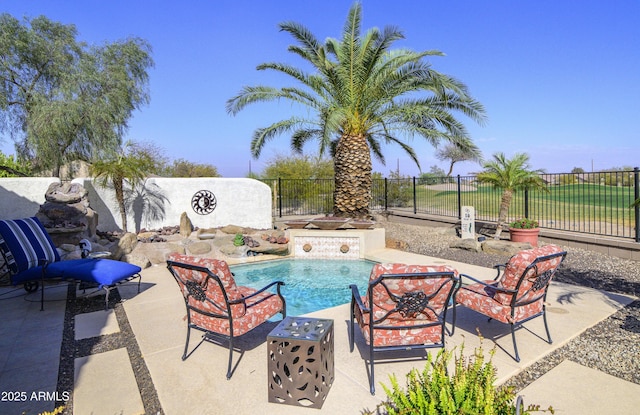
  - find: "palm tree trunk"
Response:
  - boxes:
[494,189,513,239]
[333,133,372,218]
[113,178,128,232]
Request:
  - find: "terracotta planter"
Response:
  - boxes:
[509,227,540,247]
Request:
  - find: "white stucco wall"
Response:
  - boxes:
[0,177,61,219]
[72,177,273,232]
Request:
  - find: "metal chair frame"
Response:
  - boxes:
[167,259,286,379]
[452,250,567,362]
[349,271,459,394]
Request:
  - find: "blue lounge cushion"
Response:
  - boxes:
[65,259,142,287]
[0,217,140,288]
[9,258,94,285]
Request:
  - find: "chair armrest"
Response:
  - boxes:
[493,264,506,280]
[230,280,285,304]
[459,273,517,294]
[349,284,369,312]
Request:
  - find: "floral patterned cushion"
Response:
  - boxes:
[354,263,458,347]
[456,244,565,324]
[493,244,565,305]
[167,254,284,337]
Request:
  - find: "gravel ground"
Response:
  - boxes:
[381,220,640,390]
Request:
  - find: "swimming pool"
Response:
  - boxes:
[230,259,376,316]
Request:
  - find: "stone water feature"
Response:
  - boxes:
[35,182,98,246]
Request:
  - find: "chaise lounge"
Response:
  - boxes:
[0,217,142,310]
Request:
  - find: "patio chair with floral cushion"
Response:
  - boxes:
[166,253,286,379]
[452,244,567,362]
[349,263,460,394]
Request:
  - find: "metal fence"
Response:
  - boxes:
[261,168,640,242]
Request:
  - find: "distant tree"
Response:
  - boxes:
[164,159,220,177]
[418,165,448,185]
[558,174,577,185]
[386,170,413,207]
[435,142,483,176]
[226,2,485,218]
[0,151,30,177]
[571,167,585,174]
[260,155,334,179]
[90,141,161,232]
[0,14,153,176]
[476,152,547,239]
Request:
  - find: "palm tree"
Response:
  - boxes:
[476,152,547,239]
[435,142,483,177]
[226,1,486,218]
[90,141,159,232]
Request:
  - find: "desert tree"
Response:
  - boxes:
[0,14,153,176]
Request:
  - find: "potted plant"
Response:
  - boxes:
[509,217,540,247]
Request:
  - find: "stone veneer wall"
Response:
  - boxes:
[0,177,272,231]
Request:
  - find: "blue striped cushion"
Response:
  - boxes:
[0,235,17,273]
[0,217,60,274]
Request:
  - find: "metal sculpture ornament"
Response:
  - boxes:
[191,190,217,215]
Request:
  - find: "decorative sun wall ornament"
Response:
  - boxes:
[191,190,217,215]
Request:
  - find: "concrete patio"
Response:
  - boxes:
[1,248,639,414]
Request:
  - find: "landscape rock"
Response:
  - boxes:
[122,253,152,269]
[45,182,87,203]
[219,244,249,257]
[110,232,138,260]
[449,238,482,253]
[180,212,193,237]
[219,225,245,235]
[249,243,289,256]
[481,239,532,256]
[386,237,409,250]
[197,228,217,240]
[187,241,212,255]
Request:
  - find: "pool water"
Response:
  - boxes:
[230,259,376,316]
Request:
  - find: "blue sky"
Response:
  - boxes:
[2,0,638,177]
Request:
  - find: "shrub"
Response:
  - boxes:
[364,344,553,415]
[233,233,245,246]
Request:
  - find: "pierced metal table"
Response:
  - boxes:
[267,316,334,409]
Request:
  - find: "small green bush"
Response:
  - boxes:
[365,344,553,415]
[233,233,245,247]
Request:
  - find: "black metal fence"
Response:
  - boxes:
[261,168,640,242]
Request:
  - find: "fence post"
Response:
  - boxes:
[634,167,639,243]
[524,189,529,219]
[384,178,388,211]
[413,177,417,214]
[278,177,282,218]
[457,175,462,219]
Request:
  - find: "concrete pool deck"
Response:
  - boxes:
[1,248,639,414]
